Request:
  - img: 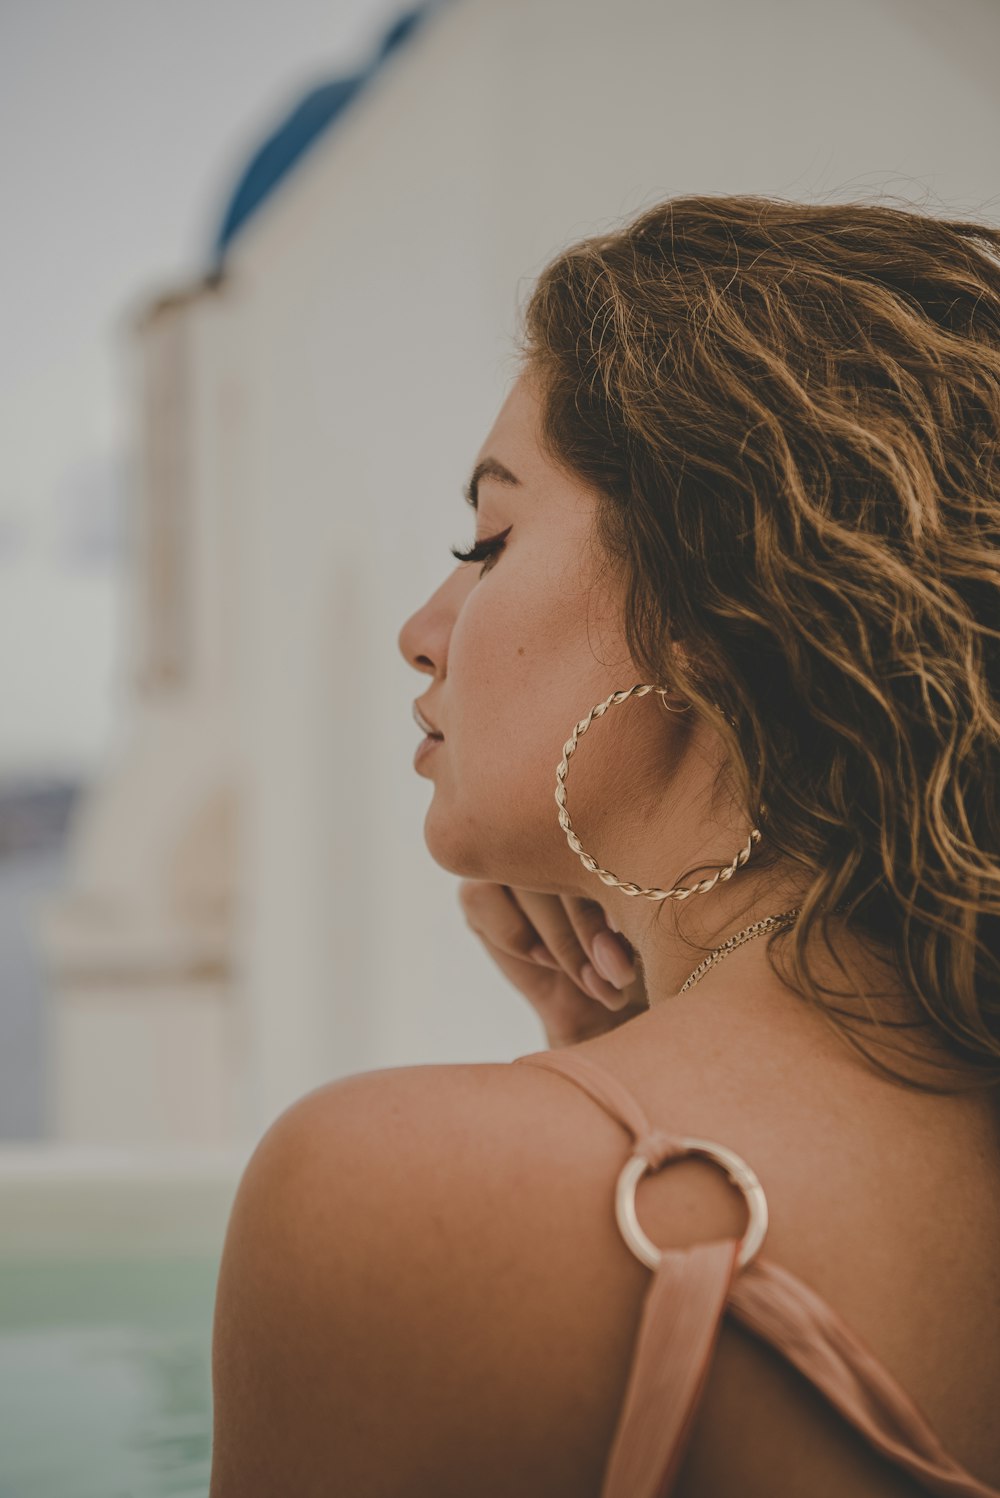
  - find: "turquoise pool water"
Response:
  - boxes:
[0,1256,220,1498]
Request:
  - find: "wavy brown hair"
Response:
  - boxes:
[518,193,1000,1095]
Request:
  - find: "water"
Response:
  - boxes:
[0,1255,219,1498]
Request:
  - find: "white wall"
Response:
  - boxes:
[218,0,1000,1129]
[39,284,250,1146]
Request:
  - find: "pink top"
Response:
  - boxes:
[512,1045,1000,1498]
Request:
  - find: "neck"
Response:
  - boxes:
[602,861,811,1006]
[602,868,935,1084]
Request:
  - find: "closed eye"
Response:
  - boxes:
[450,525,512,576]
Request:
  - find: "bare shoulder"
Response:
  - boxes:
[204,1063,562,1495]
[208,1055,750,1498]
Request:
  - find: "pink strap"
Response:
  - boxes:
[514,1046,658,1139]
[513,1048,1000,1498]
[601,1237,740,1498]
[728,1258,1000,1498]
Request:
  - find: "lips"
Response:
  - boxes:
[413,700,443,738]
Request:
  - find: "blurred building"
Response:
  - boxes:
[0,778,81,1139]
[37,0,1000,1148]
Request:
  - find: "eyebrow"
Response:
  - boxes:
[462,456,521,511]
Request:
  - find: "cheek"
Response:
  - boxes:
[450,594,548,762]
[422,566,647,885]
[451,583,612,797]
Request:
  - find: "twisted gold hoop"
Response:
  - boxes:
[555,684,762,902]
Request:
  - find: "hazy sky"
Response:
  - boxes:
[0,0,402,779]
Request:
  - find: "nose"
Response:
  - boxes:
[397,567,465,677]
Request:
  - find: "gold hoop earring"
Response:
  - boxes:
[554,684,762,902]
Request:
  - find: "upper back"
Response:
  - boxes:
[296,987,1000,1498]
[497,999,1000,1496]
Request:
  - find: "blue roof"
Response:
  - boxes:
[214,3,444,262]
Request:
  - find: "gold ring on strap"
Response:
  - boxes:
[615,1137,769,1272]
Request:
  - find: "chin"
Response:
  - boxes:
[421,823,520,886]
[421,802,493,880]
[421,799,573,894]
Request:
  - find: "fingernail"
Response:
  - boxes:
[528,943,558,967]
[591,931,636,988]
[580,963,612,1002]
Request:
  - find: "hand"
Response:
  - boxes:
[457,882,648,1049]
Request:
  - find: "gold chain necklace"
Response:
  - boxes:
[679,908,801,994]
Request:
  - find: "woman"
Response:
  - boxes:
[209,195,1000,1496]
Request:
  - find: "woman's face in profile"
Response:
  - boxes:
[398,370,677,897]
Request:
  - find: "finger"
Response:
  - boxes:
[506,887,593,979]
[475,928,627,1036]
[561,896,638,988]
[458,881,558,965]
[514,889,636,992]
[475,929,564,996]
[508,889,631,1007]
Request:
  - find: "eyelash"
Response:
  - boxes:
[450,526,512,576]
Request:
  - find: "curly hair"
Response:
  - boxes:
[518,193,1000,1096]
